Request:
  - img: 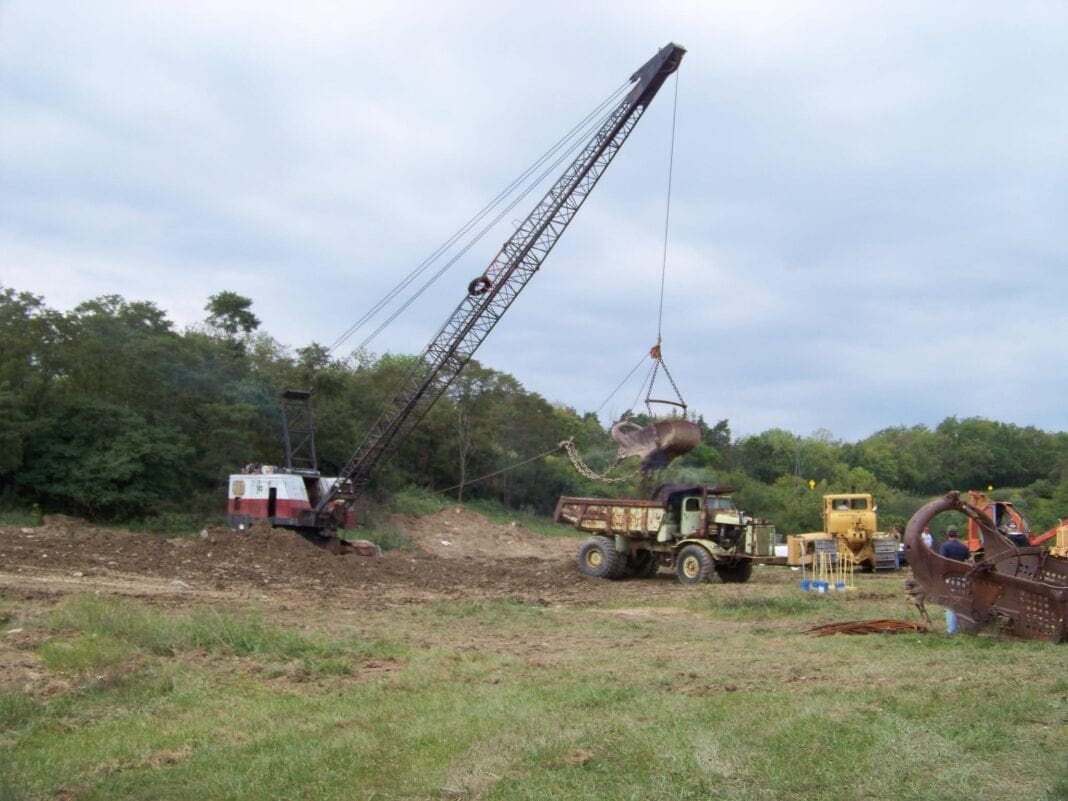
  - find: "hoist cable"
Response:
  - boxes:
[344,93,632,359]
[594,350,649,414]
[592,71,683,424]
[628,361,659,416]
[433,443,566,495]
[646,353,686,411]
[325,81,630,358]
[656,70,680,340]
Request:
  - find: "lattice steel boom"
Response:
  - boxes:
[316,43,686,521]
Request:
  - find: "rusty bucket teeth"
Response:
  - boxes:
[611,419,702,472]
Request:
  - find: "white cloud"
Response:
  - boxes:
[1,1,1065,443]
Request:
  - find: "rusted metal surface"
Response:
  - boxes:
[610,419,701,471]
[904,491,1068,642]
[804,619,929,636]
[554,495,665,535]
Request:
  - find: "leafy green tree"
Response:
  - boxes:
[0,287,65,492]
[0,387,23,478]
[736,429,803,484]
[847,425,940,493]
[3,283,1066,533]
[17,398,194,519]
[205,291,260,339]
[932,417,1056,491]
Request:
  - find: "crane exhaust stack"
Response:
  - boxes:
[611,419,701,472]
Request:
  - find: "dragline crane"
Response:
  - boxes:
[227,43,686,544]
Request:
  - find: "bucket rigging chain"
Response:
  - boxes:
[559,438,641,484]
[643,340,686,414]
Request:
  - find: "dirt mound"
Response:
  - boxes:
[400,506,576,561]
[1,508,650,607]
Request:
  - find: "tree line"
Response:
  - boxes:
[1,286,1066,534]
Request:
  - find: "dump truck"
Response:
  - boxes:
[554,484,760,584]
[787,493,899,571]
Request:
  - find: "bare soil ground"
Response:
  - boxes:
[0,508,725,610]
[0,508,917,695]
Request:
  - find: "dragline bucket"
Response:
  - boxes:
[611,419,702,471]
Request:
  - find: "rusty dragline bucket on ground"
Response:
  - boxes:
[610,418,702,472]
[903,491,1068,642]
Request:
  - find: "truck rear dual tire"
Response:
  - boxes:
[715,559,753,583]
[675,544,714,584]
[577,536,625,579]
[627,548,659,578]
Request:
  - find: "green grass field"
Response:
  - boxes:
[1,576,1065,801]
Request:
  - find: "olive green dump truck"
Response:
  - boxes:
[554,483,762,584]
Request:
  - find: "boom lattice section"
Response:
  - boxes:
[318,43,685,514]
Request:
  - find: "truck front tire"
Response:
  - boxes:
[577,536,624,579]
[675,544,714,584]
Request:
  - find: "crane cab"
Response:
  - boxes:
[226,465,357,531]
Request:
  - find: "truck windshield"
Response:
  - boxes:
[706,497,733,510]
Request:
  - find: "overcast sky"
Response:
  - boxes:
[2,1,1065,441]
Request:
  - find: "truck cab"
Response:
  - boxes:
[654,484,748,549]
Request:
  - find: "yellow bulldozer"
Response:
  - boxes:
[787,493,900,571]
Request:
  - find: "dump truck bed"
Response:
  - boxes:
[554,496,665,536]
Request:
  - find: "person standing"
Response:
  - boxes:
[940,525,970,635]
[888,525,902,567]
[921,526,934,549]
